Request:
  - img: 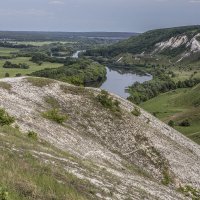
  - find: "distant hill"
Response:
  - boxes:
[87,25,200,62]
[0,31,137,41]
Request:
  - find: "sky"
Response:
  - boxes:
[0,0,199,32]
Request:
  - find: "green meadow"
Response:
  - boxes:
[141,84,200,144]
[0,56,62,78]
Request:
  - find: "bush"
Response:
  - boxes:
[15,73,22,77]
[131,107,141,116]
[179,119,191,127]
[0,108,15,126]
[42,109,68,124]
[4,73,9,77]
[168,120,175,127]
[96,90,121,114]
[27,131,38,140]
[0,187,9,200]
[161,169,172,186]
[3,61,29,69]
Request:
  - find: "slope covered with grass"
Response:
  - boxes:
[141,84,200,144]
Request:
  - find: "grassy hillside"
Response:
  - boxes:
[141,84,200,144]
[0,125,98,200]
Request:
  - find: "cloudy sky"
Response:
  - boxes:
[0,0,199,32]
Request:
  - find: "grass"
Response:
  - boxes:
[0,108,15,126]
[141,85,200,144]
[161,168,172,186]
[178,185,200,199]
[96,90,121,116]
[0,57,62,78]
[45,96,60,109]
[26,77,55,87]
[0,47,19,56]
[42,109,68,124]
[0,125,97,200]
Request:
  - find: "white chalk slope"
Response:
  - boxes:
[0,77,200,200]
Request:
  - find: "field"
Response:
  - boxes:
[0,57,62,78]
[141,85,200,144]
[11,41,76,46]
[0,47,19,56]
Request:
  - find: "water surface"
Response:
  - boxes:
[100,67,152,98]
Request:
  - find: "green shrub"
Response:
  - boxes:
[96,90,121,115]
[168,120,175,127]
[0,108,15,126]
[4,73,10,78]
[27,131,38,140]
[15,73,22,77]
[178,185,200,199]
[42,109,68,124]
[131,107,141,116]
[161,169,172,186]
[179,119,190,127]
[0,187,9,200]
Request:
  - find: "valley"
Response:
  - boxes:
[84,25,200,144]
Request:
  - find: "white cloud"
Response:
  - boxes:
[49,0,65,5]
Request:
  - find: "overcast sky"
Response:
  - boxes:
[0,0,199,32]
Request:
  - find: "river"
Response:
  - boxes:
[100,67,152,98]
[72,50,152,99]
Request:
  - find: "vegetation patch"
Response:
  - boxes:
[26,77,55,87]
[96,90,121,116]
[168,120,175,127]
[178,185,200,200]
[179,119,191,127]
[131,107,141,116]
[42,109,68,124]
[0,186,9,200]
[30,59,106,87]
[44,96,60,109]
[0,108,15,126]
[141,85,200,144]
[3,61,29,69]
[27,131,38,140]
[161,168,172,186]
[0,82,12,91]
[0,130,98,200]
[60,84,86,96]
